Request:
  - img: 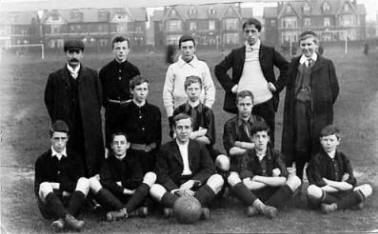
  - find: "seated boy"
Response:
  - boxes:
[120,76,161,173]
[150,113,224,218]
[34,120,90,232]
[89,132,156,221]
[306,125,373,213]
[223,90,266,173]
[227,121,301,218]
[172,75,228,171]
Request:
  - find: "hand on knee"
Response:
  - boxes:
[207,174,224,194]
[307,185,322,200]
[39,182,54,202]
[89,176,102,194]
[143,172,157,187]
[150,184,167,201]
[76,177,90,196]
[215,154,230,171]
[227,172,241,187]
[286,175,302,192]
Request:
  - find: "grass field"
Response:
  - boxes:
[0,45,377,233]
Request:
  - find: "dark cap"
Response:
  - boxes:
[64,40,85,52]
[51,120,69,134]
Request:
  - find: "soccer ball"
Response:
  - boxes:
[173,195,202,224]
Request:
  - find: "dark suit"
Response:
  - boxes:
[215,44,288,145]
[44,65,104,176]
[281,55,339,169]
[155,140,216,192]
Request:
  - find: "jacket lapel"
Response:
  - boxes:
[310,55,325,72]
[172,141,183,166]
[187,140,196,169]
[62,66,72,90]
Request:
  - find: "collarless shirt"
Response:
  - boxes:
[163,55,215,117]
[176,140,192,176]
[51,147,67,161]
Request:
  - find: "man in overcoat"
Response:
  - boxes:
[281,31,339,180]
[215,18,288,145]
[44,40,104,177]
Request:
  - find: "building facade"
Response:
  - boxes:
[263,0,366,46]
[152,4,253,48]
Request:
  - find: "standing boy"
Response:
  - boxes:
[99,36,140,148]
[89,132,157,221]
[34,120,90,232]
[44,40,104,176]
[150,114,224,218]
[120,76,161,173]
[306,125,373,213]
[227,121,301,218]
[163,35,215,123]
[282,31,339,180]
[223,90,265,172]
[172,76,228,170]
[215,18,288,144]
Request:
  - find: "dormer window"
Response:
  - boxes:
[190,7,196,15]
[171,10,176,17]
[344,4,349,11]
[286,6,292,14]
[303,3,311,13]
[322,2,331,12]
[209,7,216,16]
[70,10,83,21]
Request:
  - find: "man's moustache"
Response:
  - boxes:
[70,59,79,62]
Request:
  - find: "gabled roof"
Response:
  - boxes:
[0,11,37,25]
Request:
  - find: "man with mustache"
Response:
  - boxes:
[44,40,104,177]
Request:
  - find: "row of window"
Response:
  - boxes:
[281,29,358,43]
[280,15,357,28]
[43,24,143,34]
[166,18,240,32]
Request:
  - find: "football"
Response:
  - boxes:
[173,195,202,224]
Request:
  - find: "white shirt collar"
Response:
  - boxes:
[245,39,261,52]
[51,147,67,160]
[176,139,189,147]
[188,99,200,108]
[300,53,317,65]
[177,55,199,67]
[133,99,146,107]
[327,150,336,159]
[115,153,127,160]
[66,63,81,79]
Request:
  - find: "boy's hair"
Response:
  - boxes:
[184,76,202,90]
[112,36,130,49]
[110,131,129,143]
[236,90,254,104]
[298,31,319,45]
[320,125,341,139]
[178,35,195,48]
[129,75,149,90]
[250,121,270,137]
[172,113,192,128]
[49,120,69,137]
[242,18,262,32]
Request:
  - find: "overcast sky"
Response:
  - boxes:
[2,0,377,20]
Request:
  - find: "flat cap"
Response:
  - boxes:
[51,120,70,133]
[64,40,85,52]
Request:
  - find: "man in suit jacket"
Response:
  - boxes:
[281,31,339,180]
[215,18,289,145]
[44,40,104,177]
[150,113,224,219]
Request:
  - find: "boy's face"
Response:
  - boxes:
[111,135,130,157]
[180,40,195,62]
[243,24,260,46]
[131,82,149,104]
[237,96,253,119]
[252,130,270,151]
[320,134,340,153]
[186,82,201,102]
[113,41,130,63]
[50,131,69,153]
[299,36,318,58]
[174,118,192,144]
[66,49,83,67]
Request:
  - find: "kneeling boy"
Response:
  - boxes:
[34,120,90,232]
[227,122,301,218]
[150,113,224,219]
[89,132,156,221]
[306,125,373,213]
